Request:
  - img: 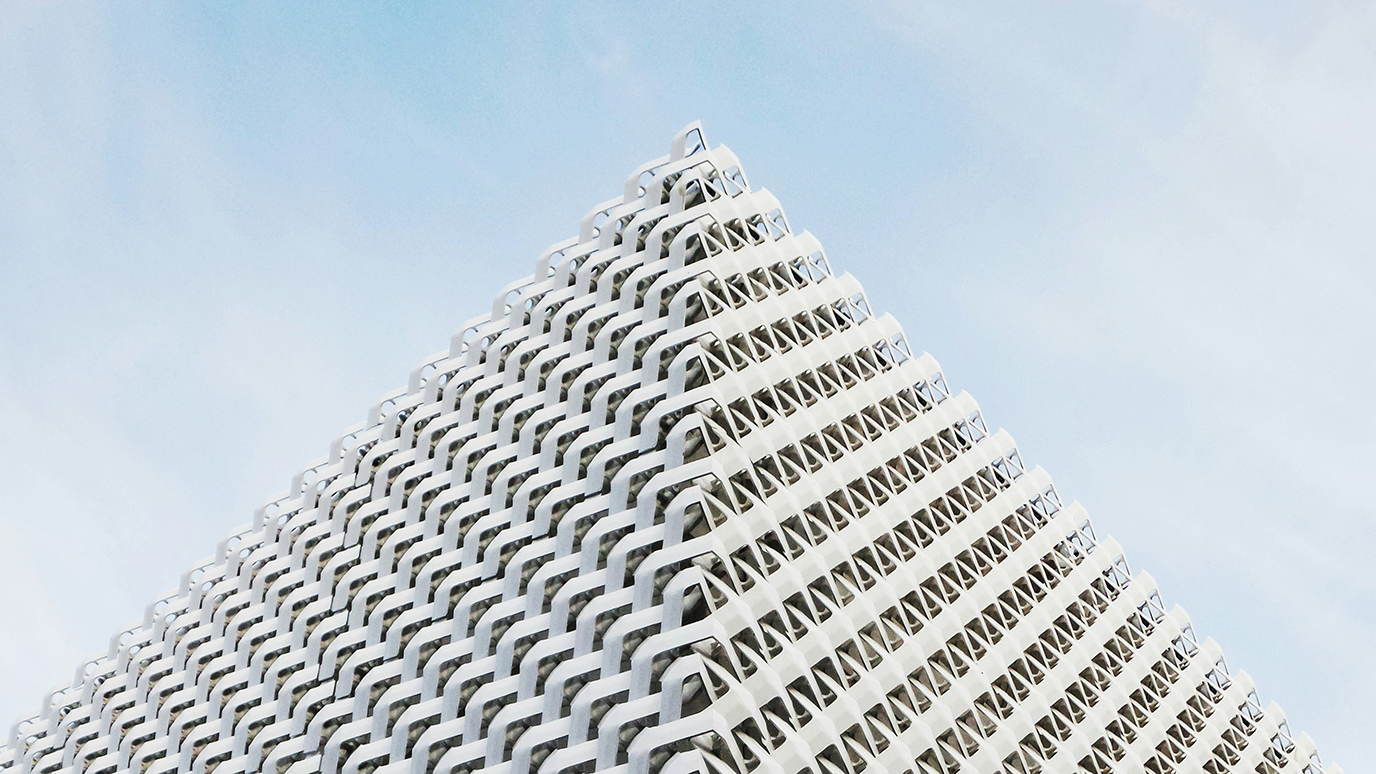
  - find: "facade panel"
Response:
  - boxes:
[0,125,1337,774]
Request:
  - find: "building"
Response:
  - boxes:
[1,125,1338,774]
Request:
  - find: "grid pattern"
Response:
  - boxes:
[1,124,1338,774]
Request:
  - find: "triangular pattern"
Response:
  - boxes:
[1,125,1337,774]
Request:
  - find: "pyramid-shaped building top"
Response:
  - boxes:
[1,125,1338,774]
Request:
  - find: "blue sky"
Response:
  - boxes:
[2,0,1373,768]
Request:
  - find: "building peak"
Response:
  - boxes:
[2,127,1336,774]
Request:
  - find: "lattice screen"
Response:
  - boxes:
[1,124,1338,774]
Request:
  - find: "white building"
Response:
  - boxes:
[1,125,1338,774]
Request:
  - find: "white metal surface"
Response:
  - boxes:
[0,125,1337,774]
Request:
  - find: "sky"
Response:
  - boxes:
[1,0,1372,768]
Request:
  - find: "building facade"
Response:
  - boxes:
[1,125,1338,774]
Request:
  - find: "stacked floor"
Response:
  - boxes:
[0,125,1338,774]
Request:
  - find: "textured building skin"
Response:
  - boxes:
[1,125,1339,774]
